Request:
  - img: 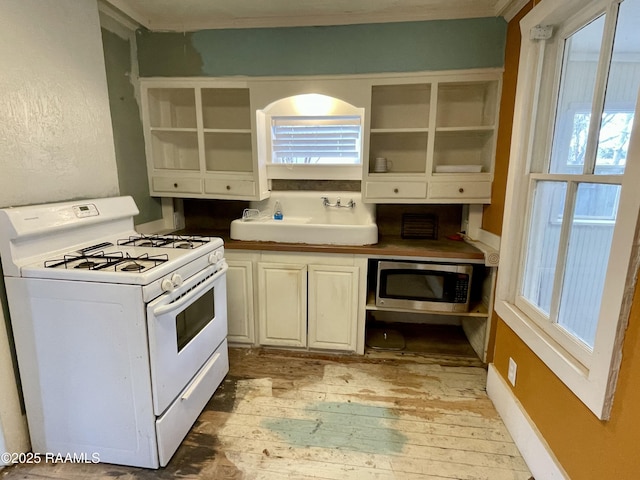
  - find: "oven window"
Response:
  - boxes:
[175,287,215,352]
[384,271,445,300]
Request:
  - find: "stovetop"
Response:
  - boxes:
[0,197,225,287]
[20,233,224,286]
[44,235,213,274]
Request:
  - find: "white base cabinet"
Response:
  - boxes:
[226,251,366,353]
[225,251,258,345]
[308,265,359,351]
[258,262,307,348]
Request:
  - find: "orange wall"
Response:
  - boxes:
[482,2,533,237]
[487,2,640,478]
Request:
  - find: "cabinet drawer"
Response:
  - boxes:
[365,181,427,199]
[428,181,491,200]
[204,179,256,196]
[152,177,202,194]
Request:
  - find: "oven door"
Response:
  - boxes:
[147,261,228,415]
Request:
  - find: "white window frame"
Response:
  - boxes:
[496,0,640,419]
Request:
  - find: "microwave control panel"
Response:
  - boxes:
[454,276,470,303]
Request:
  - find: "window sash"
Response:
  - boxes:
[516,174,623,366]
[517,1,624,361]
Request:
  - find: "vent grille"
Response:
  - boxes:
[401,214,438,240]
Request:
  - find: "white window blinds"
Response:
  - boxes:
[271,116,361,165]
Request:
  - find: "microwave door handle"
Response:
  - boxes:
[152,262,228,317]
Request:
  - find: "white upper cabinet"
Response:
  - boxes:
[364,70,502,203]
[139,71,500,203]
[141,80,269,200]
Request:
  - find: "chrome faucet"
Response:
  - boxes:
[321,196,355,208]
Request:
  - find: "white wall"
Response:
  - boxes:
[0,0,120,207]
[0,0,121,461]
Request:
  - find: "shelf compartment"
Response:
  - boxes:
[432,130,494,174]
[371,84,431,129]
[150,131,199,170]
[202,88,251,130]
[436,81,498,128]
[147,88,196,129]
[369,131,428,174]
[204,132,253,172]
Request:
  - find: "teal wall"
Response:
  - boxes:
[137,18,507,77]
[101,28,162,224]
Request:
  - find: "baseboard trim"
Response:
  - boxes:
[486,363,569,480]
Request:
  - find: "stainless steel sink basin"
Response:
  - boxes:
[230,192,377,245]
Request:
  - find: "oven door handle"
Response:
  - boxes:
[152,262,228,317]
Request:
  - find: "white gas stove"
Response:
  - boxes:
[0,196,229,468]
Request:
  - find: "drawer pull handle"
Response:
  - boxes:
[174,183,178,188]
[458,187,464,193]
[393,188,399,194]
[226,185,231,190]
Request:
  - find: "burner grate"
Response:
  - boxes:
[117,234,210,249]
[44,251,169,273]
[111,253,169,273]
[45,251,125,270]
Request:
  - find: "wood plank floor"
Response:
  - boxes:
[0,337,532,479]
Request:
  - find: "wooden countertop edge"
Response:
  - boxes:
[205,232,485,260]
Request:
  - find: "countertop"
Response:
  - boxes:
[180,229,485,261]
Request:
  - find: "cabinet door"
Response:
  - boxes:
[308,265,359,351]
[226,259,255,344]
[257,263,307,347]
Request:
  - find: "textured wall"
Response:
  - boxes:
[0,0,120,208]
[137,18,507,77]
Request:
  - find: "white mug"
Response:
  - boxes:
[374,157,393,173]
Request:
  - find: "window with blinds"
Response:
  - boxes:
[271,116,361,165]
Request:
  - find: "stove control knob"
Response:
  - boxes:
[208,250,223,264]
[161,278,175,292]
[162,273,183,292]
[171,273,183,288]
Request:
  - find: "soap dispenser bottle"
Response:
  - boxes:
[273,200,283,220]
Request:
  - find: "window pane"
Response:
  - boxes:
[522,181,567,315]
[550,15,606,174]
[595,0,640,175]
[557,184,620,348]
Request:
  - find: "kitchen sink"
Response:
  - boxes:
[230,191,377,245]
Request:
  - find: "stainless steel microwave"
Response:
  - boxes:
[375,261,473,313]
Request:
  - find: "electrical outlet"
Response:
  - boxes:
[508,357,518,386]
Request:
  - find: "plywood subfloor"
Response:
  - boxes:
[0,348,532,480]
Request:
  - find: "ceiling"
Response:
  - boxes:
[101,0,526,32]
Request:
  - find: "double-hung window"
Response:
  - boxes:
[497,0,640,419]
